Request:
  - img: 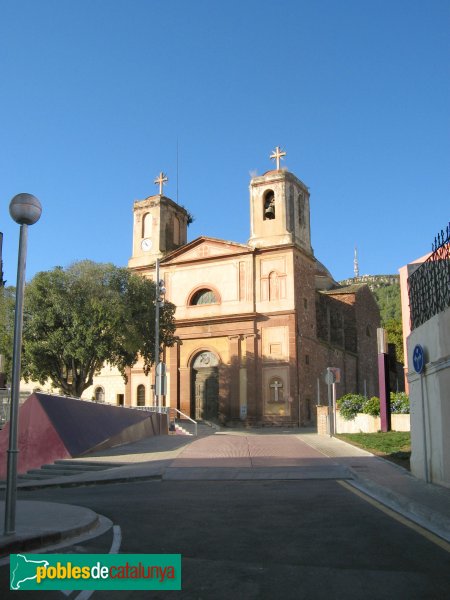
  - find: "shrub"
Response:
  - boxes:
[362,396,380,417]
[391,392,410,414]
[337,394,365,421]
[337,392,409,421]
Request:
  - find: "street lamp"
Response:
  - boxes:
[4,193,42,535]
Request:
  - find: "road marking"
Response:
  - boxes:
[109,525,122,554]
[61,525,122,600]
[338,480,450,553]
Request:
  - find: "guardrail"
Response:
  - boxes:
[134,405,197,436]
[0,388,10,427]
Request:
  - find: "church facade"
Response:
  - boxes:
[85,152,379,427]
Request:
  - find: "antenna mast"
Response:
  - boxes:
[353,246,360,278]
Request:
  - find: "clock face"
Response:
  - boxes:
[141,238,153,251]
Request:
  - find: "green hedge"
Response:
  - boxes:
[336,392,409,421]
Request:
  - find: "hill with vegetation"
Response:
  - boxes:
[339,276,403,364]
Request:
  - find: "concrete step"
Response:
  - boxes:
[174,425,193,436]
[18,472,66,480]
[16,459,126,481]
[54,459,125,468]
[41,463,112,472]
[26,468,84,477]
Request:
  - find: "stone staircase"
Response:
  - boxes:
[16,459,125,481]
[171,420,220,437]
[170,423,193,436]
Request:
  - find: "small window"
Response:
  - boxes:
[306,398,312,421]
[305,355,310,365]
[137,384,145,406]
[303,298,308,309]
[117,394,124,406]
[94,387,105,403]
[191,288,218,305]
[366,325,371,337]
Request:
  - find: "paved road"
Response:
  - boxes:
[1,432,449,599]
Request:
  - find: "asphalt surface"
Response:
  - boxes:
[0,427,449,598]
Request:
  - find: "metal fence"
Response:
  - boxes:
[408,222,450,330]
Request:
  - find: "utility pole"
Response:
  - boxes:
[0,232,6,287]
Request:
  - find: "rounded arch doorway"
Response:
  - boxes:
[191,351,219,421]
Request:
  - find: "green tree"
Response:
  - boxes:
[21,261,177,397]
[372,284,404,364]
[372,284,401,323]
[385,318,404,364]
[0,286,15,383]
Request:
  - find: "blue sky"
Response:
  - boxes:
[0,0,449,285]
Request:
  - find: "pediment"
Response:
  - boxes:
[162,237,251,264]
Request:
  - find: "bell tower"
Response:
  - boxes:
[248,148,312,254]
[129,172,190,270]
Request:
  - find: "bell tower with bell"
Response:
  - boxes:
[248,147,312,254]
[129,171,190,270]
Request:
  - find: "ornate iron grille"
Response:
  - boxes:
[408,222,450,330]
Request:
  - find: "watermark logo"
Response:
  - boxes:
[10,554,181,591]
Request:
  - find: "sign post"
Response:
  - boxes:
[155,362,167,398]
[324,368,335,436]
[413,344,429,482]
[377,328,391,432]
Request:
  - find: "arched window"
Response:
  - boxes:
[137,384,145,406]
[263,190,275,220]
[94,386,105,403]
[298,193,305,225]
[190,288,218,305]
[269,272,279,301]
[142,213,152,238]
[173,216,180,245]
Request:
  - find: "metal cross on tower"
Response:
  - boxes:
[154,172,168,195]
[270,146,286,170]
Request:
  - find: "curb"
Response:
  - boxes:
[346,470,450,544]
[0,505,100,558]
[0,472,162,492]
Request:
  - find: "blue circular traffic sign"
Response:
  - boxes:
[413,344,425,374]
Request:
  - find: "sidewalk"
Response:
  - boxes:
[1,428,449,558]
[297,432,450,543]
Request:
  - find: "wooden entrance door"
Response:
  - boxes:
[192,366,219,421]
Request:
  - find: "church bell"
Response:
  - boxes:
[264,203,275,219]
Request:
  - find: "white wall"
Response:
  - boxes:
[336,412,410,434]
[407,307,450,488]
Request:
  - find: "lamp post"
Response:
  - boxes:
[4,193,42,535]
[154,258,166,409]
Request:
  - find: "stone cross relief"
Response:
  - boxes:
[270,379,283,402]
